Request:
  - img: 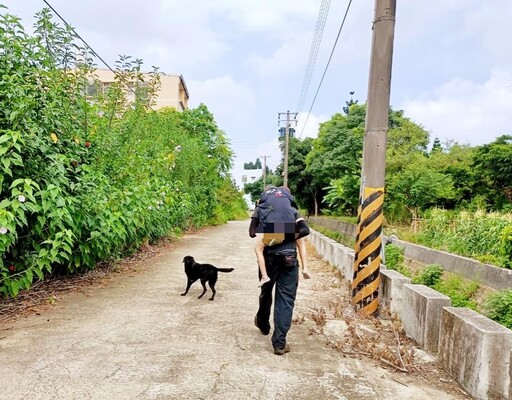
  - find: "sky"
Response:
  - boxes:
[3,0,512,179]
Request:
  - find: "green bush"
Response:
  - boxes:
[416,208,512,268]
[384,244,404,270]
[413,264,443,287]
[499,225,512,269]
[433,274,479,309]
[484,289,512,329]
[383,244,410,277]
[0,8,246,297]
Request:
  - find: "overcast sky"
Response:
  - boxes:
[3,1,512,172]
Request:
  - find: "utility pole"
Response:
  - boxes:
[277,111,298,187]
[260,155,270,190]
[352,0,396,316]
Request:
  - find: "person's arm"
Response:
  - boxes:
[295,218,310,239]
[249,207,260,238]
[249,217,258,238]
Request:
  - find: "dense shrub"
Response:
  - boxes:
[417,209,512,268]
[484,289,512,329]
[413,264,443,287]
[0,8,247,297]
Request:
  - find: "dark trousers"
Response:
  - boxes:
[256,253,299,349]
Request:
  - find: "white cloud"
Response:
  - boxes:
[401,68,512,145]
[296,112,328,139]
[247,32,310,77]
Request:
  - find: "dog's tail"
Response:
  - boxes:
[216,268,234,273]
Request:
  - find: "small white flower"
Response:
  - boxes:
[176,188,180,192]
[18,195,26,203]
[148,206,153,210]
[175,145,182,152]
[161,192,166,197]
[0,227,7,235]
[157,200,163,206]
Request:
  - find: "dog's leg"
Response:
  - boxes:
[198,279,207,299]
[208,278,217,301]
[181,279,194,296]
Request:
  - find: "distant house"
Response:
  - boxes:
[89,69,190,111]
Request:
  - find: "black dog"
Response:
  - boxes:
[181,256,234,301]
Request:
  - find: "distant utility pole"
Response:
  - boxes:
[352,0,396,316]
[260,155,270,190]
[277,110,298,187]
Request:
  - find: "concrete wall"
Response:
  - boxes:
[307,229,512,400]
[308,216,357,238]
[438,307,512,400]
[308,216,512,291]
[401,284,451,353]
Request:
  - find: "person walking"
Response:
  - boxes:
[249,187,310,355]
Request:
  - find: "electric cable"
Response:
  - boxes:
[42,0,153,108]
[296,0,332,113]
[298,0,353,138]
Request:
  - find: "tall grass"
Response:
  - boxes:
[416,209,512,268]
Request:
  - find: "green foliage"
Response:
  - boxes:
[500,225,512,269]
[309,225,355,248]
[323,175,360,215]
[0,7,245,297]
[433,274,479,309]
[243,174,281,204]
[472,135,512,209]
[383,244,410,276]
[416,209,512,268]
[484,289,512,329]
[412,264,443,287]
[286,137,319,215]
[411,264,478,309]
[244,159,262,170]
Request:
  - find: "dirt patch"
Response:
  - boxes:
[293,242,471,399]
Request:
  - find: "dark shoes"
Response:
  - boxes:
[273,343,290,355]
[254,315,270,335]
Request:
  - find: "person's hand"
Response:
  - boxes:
[302,270,311,279]
[249,232,256,238]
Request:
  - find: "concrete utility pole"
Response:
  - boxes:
[352,0,396,316]
[277,111,298,187]
[260,155,270,190]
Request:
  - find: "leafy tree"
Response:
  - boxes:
[386,153,456,220]
[431,137,442,154]
[243,173,280,204]
[305,104,366,214]
[0,7,246,297]
[285,137,321,215]
[472,135,512,209]
[244,158,262,169]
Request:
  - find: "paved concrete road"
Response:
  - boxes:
[0,221,465,399]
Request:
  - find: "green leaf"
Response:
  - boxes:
[26,268,33,284]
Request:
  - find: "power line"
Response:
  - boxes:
[298,0,353,138]
[296,0,332,113]
[41,0,152,108]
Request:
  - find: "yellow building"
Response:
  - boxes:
[91,69,189,111]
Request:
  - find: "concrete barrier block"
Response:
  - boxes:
[325,239,338,265]
[438,307,512,400]
[380,270,411,314]
[509,351,512,399]
[401,284,451,353]
[340,250,353,282]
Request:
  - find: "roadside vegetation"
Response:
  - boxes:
[0,8,247,297]
[244,98,512,270]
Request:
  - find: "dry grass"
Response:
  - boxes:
[293,241,471,398]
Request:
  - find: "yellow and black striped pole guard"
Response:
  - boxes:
[352,186,384,315]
